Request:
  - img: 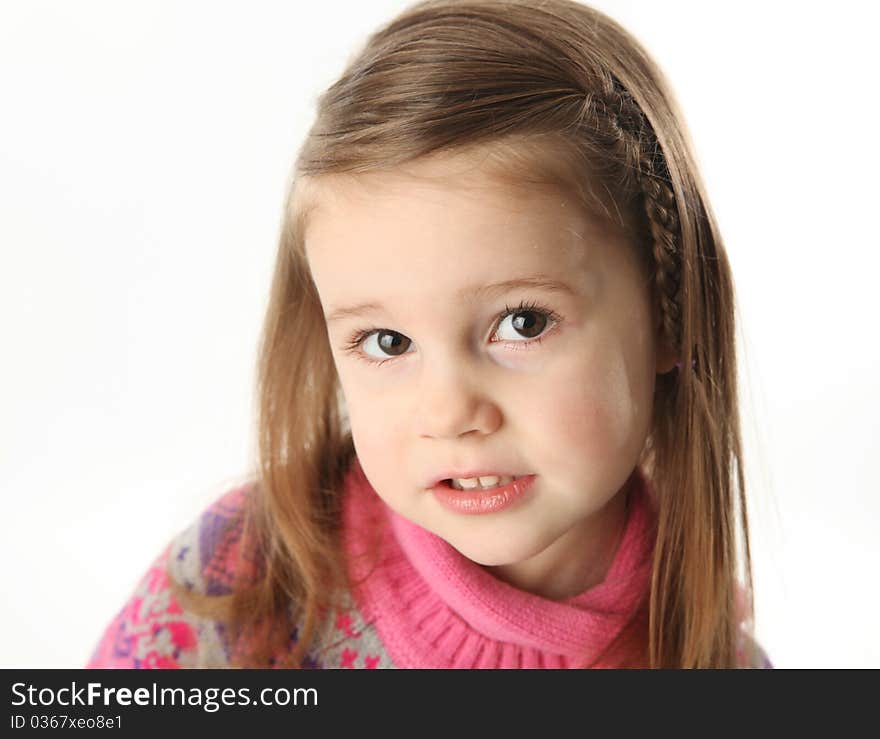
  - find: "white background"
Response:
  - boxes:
[1,0,877,668]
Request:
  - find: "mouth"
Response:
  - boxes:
[441,474,522,492]
[431,475,537,515]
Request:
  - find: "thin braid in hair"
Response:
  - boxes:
[585,76,686,366]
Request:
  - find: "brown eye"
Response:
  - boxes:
[512,310,546,338]
[497,309,549,341]
[367,330,411,358]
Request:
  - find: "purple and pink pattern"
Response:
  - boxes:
[87,483,391,669]
[86,547,200,669]
[89,485,295,668]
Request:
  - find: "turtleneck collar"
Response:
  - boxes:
[342,459,657,668]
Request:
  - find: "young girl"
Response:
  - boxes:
[87,0,771,669]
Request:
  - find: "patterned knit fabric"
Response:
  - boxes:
[86,459,773,669]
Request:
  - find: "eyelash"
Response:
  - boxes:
[341,299,562,367]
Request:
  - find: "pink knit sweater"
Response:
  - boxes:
[87,458,772,668]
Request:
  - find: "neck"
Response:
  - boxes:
[482,478,632,601]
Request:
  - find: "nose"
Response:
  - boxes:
[415,361,502,440]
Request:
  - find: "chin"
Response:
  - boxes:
[445,533,549,569]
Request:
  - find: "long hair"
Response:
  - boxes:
[171,0,758,668]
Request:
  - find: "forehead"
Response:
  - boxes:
[305,176,588,287]
[297,149,640,321]
[301,150,616,257]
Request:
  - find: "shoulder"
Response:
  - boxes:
[168,482,253,597]
[86,483,254,669]
[87,473,392,669]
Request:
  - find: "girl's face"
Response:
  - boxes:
[304,154,675,600]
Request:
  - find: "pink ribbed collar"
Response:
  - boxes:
[342,460,657,668]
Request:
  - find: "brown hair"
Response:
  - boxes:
[171,0,759,668]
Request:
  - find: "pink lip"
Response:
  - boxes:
[430,475,536,515]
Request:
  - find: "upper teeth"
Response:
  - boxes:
[450,475,515,491]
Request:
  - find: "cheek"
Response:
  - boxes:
[342,383,403,492]
[534,346,653,468]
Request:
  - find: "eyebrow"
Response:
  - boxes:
[324,276,576,324]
